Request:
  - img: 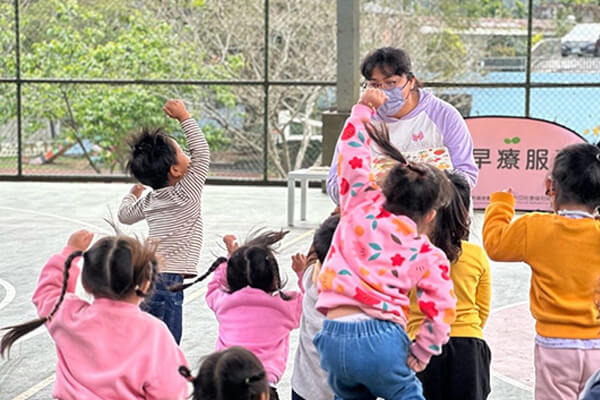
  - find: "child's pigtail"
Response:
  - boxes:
[169,257,227,292]
[364,121,407,165]
[1,250,81,358]
[179,365,195,382]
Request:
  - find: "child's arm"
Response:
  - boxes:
[476,251,492,329]
[164,100,210,201]
[205,261,229,312]
[410,247,457,365]
[32,230,92,317]
[144,331,189,400]
[291,253,308,293]
[336,91,385,212]
[482,191,528,261]
[117,184,146,225]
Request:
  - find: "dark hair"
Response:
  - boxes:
[180,346,268,400]
[430,171,471,263]
[227,230,291,299]
[364,122,452,226]
[360,47,424,88]
[313,214,340,264]
[1,235,159,357]
[550,143,600,212]
[127,127,177,190]
[169,230,292,300]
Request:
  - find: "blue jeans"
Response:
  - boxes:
[313,319,424,400]
[143,273,184,344]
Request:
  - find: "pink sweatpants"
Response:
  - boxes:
[534,344,600,400]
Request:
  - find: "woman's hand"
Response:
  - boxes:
[359,88,387,111]
[291,253,308,274]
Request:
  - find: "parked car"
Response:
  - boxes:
[561,23,600,57]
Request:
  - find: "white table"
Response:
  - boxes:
[287,167,329,226]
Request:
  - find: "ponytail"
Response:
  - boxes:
[364,121,407,165]
[1,251,81,358]
[169,257,226,292]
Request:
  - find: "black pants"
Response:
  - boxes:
[417,337,491,400]
[291,390,305,400]
[270,387,280,400]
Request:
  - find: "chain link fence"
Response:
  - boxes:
[1,0,599,183]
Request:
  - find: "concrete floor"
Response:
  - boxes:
[0,182,534,400]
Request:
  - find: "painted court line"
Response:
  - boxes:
[0,206,111,235]
[10,375,56,400]
[8,229,316,399]
[0,278,16,311]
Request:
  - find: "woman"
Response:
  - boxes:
[327,47,478,204]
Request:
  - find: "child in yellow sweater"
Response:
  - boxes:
[408,171,491,400]
[483,143,600,400]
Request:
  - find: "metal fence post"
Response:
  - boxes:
[14,0,22,177]
[321,0,360,169]
[525,0,533,118]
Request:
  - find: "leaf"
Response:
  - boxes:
[368,252,381,261]
[512,136,521,144]
[352,182,364,188]
[369,243,382,251]
[410,248,417,252]
[409,253,418,261]
[429,344,441,352]
[351,189,356,197]
[391,234,403,245]
[504,138,511,144]
[348,141,362,147]
[366,214,375,219]
[426,322,434,334]
[339,269,352,276]
[358,131,365,143]
[382,302,388,311]
[372,220,378,230]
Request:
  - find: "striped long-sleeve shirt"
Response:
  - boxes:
[118,118,210,277]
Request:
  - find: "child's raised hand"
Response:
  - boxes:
[223,234,239,256]
[163,99,191,122]
[406,353,427,373]
[291,253,307,274]
[359,88,387,111]
[130,184,145,198]
[67,230,94,252]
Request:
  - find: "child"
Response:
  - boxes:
[291,213,340,400]
[180,346,270,400]
[172,230,303,400]
[314,88,456,400]
[407,171,491,400]
[483,143,600,400]
[0,230,188,399]
[118,99,210,344]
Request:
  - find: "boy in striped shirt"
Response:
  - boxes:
[118,99,210,343]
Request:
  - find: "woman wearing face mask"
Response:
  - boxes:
[327,47,479,204]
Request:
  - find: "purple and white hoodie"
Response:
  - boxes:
[327,89,478,204]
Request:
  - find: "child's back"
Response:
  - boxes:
[485,197,600,338]
[483,142,600,399]
[2,231,188,400]
[119,100,210,343]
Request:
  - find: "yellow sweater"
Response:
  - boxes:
[407,241,491,340]
[483,192,600,339]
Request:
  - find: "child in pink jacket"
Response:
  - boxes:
[173,230,303,400]
[314,88,457,400]
[1,230,188,400]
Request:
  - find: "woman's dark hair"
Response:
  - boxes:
[180,346,268,400]
[313,214,340,264]
[127,127,177,190]
[170,230,292,300]
[364,122,452,225]
[550,143,600,212]
[1,235,159,358]
[360,47,424,88]
[430,171,471,263]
